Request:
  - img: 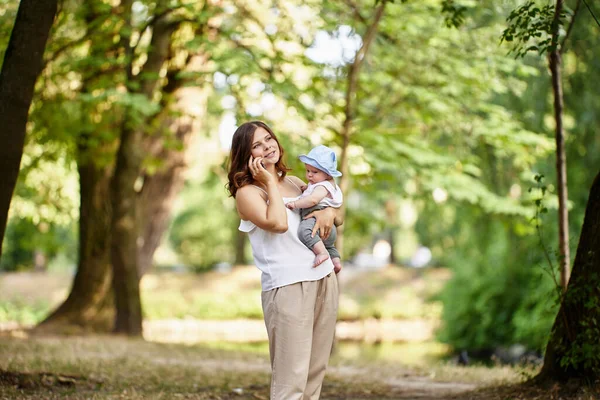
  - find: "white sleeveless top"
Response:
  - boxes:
[238,178,334,291]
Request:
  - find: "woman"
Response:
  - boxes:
[227,121,342,400]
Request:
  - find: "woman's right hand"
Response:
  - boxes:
[248,156,275,186]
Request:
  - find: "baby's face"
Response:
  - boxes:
[305,165,329,184]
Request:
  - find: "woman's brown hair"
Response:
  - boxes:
[227,121,289,198]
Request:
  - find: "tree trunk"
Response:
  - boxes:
[38,162,114,332]
[337,1,387,259]
[385,199,397,264]
[549,0,571,291]
[0,0,57,255]
[539,171,600,380]
[110,125,144,335]
[137,117,194,275]
[110,12,175,335]
[38,3,121,332]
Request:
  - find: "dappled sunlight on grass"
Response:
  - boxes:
[0,335,528,399]
[1,266,450,325]
[415,361,532,385]
[338,267,449,321]
[332,341,450,367]
[0,272,70,325]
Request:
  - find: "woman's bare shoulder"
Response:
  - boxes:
[236,184,255,197]
[236,184,267,201]
[236,185,267,220]
[287,175,306,187]
[235,185,267,208]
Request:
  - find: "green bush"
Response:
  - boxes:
[512,270,558,351]
[168,173,239,271]
[0,299,52,325]
[0,217,77,271]
[437,218,558,352]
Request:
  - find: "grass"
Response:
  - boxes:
[0,266,448,324]
[3,334,596,399]
[0,335,272,399]
[0,334,528,400]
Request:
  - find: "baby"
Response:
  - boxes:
[286,145,343,272]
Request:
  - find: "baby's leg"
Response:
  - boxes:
[323,226,342,273]
[312,241,330,267]
[331,257,342,274]
[298,217,330,267]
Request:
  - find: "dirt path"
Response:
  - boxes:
[330,365,478,399]
[150,353,478,399]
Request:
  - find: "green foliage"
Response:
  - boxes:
[501,1,560,57]
[437,219,536,350]
[438,245,558,353]
[436,172,576,354]
[1,144,78,271]
[436,171,566,352]
[441,0,468,28]
[0,217,76,271]
[168,172,238,271]
[512,270,558,351]
[0,0,18,68]
[0,298,51,325]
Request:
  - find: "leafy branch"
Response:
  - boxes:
[441,0,468,28]
[529,174,559,290]
[530,174,575,344]
[500,1,582,58]
[501,2,558,57]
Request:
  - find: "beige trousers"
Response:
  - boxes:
[261,273,339,400]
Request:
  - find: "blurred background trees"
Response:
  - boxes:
[1,0,599,378]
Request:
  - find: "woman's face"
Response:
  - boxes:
[250,127,280,165]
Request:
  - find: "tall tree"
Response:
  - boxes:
[548,0,576,290]
[502,0,583,290]
[539,170,600,380]
[109,0,179,335]
[0,0,57,256]
[39,2,118,333]
[39,0,192,333]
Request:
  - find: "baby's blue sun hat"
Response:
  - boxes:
[298,145,342,177]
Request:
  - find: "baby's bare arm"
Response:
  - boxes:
[288,186,328,209]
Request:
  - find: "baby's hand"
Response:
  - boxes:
[286,201,296,210]
[300,184,308,192]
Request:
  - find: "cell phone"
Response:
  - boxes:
[250,156,265,169]
[252,156,265,168]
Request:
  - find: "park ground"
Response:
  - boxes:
[1,334,597,399]
[1,267,599,399]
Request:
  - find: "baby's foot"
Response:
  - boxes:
[313,253,330,267]
[332,257,342,274]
